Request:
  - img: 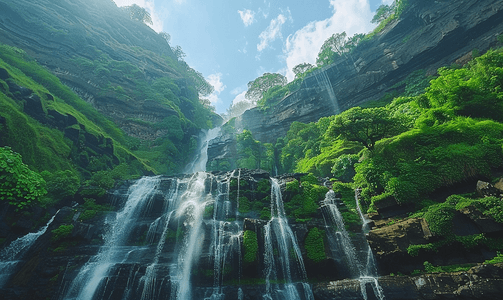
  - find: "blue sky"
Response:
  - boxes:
[112,0,392,114]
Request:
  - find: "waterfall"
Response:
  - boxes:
[262,178,314,300]
[321,190,385,300]
[0,211,58,287]
[313,69,339,114]
[63,176,161,300]
[184,127,221,174]
[170,172,211,300]
[207,174,243,300]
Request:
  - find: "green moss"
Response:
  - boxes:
[238,196,251,213]
[285,179,300,193]
[51,224,74,242]
[407,243,437,257]
[284,175,328,222]
[422,261,473,274]
[257,179,271,194]
[424,204,455,236]
[484,252,503,264]
[305,227,326,263]
[243,230,258,263]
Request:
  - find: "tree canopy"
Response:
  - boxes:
[327,106,406,150]
[371,4,395,24]
[245,73,287,103]
[293,63,315,79]
[316,32,365,67]
[122,4,153,25]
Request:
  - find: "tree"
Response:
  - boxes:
[317,32,347,67]
[327,107,406,151]
[159,32,171,44]
[245,73,287,103]
[172,45,186,61]
[122,4,153,25]
[371,4,394,24]
[344,33,366,53]
[293,63,315,79]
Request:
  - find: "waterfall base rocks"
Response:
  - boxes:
[314,263,503,300]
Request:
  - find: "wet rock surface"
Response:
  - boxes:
[314,263,503,300]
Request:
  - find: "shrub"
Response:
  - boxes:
[243,230,258,263]
[0,147,47,211]
[424,204,455,236]
[305,227,326,263]
[51,224,74,242]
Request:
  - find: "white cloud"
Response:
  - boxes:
[112,0,164,32]
[283,0,375,81]
[206,73,226,105]
[231,86,246,96]
[381,0,394,5]
[238,9,256,27]
[231,91,248,106]
[257,11,291,52]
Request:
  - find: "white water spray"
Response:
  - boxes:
[322,190,385,300]
[0,211,59,287]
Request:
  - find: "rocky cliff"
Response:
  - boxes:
[1,171,503,300]
[209,0,503,153]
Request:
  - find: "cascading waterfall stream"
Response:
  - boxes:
[170,172,211,300]
[0,211,59,287]
[63,176,161,300]
[321,190,385,300]
[208,174,243,300]
[262,178,314,300]
[355,190,386,300]
[184,127,221,174]
[313,69,339,114]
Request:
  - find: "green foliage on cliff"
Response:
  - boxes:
[365,0,409,41]
[447,195,503,223]
[284,175,328,222]
[243,230,258,263]
[236,130,275,171]
[0,147,47,211]
[327,106,408,151]
[51,224,74,242]
[305,227,326,263]
[423,204,455,236]
[277,117,362,176]
[276,48,503,214]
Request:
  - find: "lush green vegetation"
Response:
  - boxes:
[284,175,328,222]
[243,230,258,263]
[51,224,74,242]
[235,130,275,171]
[305,227,326,263]
[484,252,503,264]
[0,147,47,211]
[271,49,503,214]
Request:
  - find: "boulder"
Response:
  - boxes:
[460,205,503,234]
[476,180,499,197]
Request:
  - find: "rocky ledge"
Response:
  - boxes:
[313,263,503,300]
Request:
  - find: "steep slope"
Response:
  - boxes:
[0,0,221,174]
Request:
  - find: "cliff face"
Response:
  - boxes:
[230,0,503,144]
[0,0,220,141]
[2,171,502,300]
